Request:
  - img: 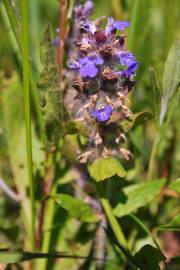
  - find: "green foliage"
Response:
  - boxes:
[48,194,98,223]
[169,178,180,193]
[133,244,165,270]
[149,67,161,119]
[66,120,88,137]
[160,40,180,124]
[88,158,126,181]
[158,214,180,232]
[119,111,153,133]
[113,179,165,217]
[38,24,63,143]
[0,0,180,269]
[166,256,180,270]
[0,251,89,264]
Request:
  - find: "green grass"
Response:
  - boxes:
[20,0,35,251]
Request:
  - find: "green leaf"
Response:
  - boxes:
[0,251,90,264]
[134,245,165,270]
[158,214,180,232]
[129,214,162,252]
[160,40,180,124]
[38,24,63,143]
[88,158,126,182]
[149,67,161,117]
[48,194,98,223]
[169,179,180,193]
[113,179,165,217]
[66,120,88,137]
[119,111,153,133]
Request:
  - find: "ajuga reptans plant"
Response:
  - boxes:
[55,0,138,163]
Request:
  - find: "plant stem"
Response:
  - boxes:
[100,196,127,248]
[20,0,35,251]
[35,180,57,270]
[129,214,169,270]
[96,183,127,249]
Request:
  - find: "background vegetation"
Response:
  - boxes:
[0,0,179,269]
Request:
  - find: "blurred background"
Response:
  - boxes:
[0,0,180,269]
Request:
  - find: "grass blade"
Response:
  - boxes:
[20,0,35,251]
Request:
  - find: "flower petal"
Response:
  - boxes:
[92,106,113,122]
[126,61,138,76]
[53,36,59,46]
[119,52,135,66]
[80,62,98,78]
[93,56,104,65]
[105,17,114,35]
[83,0,94,16]
[113,21,130,31]
[82,20,97,34]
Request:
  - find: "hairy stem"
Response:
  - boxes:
[57,0,68,76]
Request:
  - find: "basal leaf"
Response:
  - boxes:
[113,179,165,217]
[158,214,180,232]
[49,194,98,223]
[134,244,165,270]
[38,24,63,143]
[119,111,153,133]
[160,40,180,124]
[88,158,126,182]
[169,179,180,193]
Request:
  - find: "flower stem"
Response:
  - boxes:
[20,0,35,251]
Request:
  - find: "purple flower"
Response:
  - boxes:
[81,20,97,34]
[83,0,94,17]
[92,106,113,122]
[53,28,60,46]
[79,54,104,78]
[68,54,103,78]
[53,36,59,46]
[74,0,94,18]
[105,17,115,35]
[120,61,138,78]
[113,21,130,31]
[119,52,135,66]
[105,17,130,35]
